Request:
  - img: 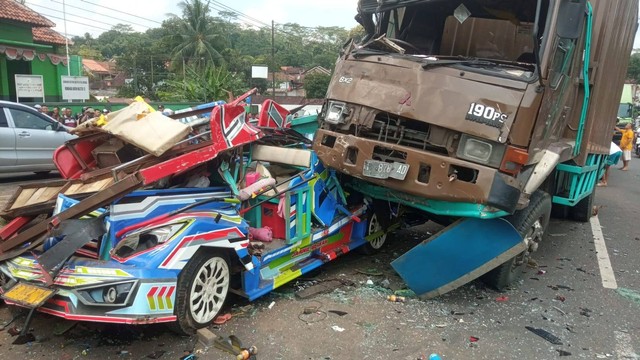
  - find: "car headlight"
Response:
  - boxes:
[76,280,137,307]
[324,101,348,125]
[456,134,506,168]
[113,223,185,259]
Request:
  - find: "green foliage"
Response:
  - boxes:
[169,0,226,66]
[627,53,640,83]
[157,65,247,102]
[304,73,332,99]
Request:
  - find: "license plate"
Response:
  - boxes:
[363,160,410,180]
[1,282,57,308]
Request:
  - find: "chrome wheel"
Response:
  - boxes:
[367,213,387,250]
[189,257,229,324]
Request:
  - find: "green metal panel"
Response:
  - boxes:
[0,56,9,97]
[350,180,509,219]
[552,153,605,206]
[0,22,34,43]
[30,58,59,101]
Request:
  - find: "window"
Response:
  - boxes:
[0,110,7,128]
[549,38,575,89]
[8,108,54,130]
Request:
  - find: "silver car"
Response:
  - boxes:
[0,101,75,174]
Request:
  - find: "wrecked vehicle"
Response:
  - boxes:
[0,94,390,335]
[314,0,638,297]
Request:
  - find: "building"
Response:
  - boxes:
[83,58,124,97]
[0,0,82,102]
[267,65,331,97]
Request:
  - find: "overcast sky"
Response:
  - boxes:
[24,0,640,49]
[24,0,361,38]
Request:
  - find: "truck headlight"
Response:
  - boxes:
[324,101,347,124]
[456,134,506,168]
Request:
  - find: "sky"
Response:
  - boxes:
[22,0,640,48]
[23,0,361,38]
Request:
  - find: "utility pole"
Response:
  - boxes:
[271,20,276,100]
[62,0,70,76]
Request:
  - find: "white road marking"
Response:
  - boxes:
[589,215,618,289]
[614,331,638,359]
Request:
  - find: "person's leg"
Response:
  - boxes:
[621,150,631,170]
[598,165,610,186]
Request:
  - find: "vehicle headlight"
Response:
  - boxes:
[113,223,185,259]
[324,101,348,125]
[76,280,137,307]
[456,134,506,168]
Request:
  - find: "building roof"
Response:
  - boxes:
[0,0,55,27]
[32,27,70,46]
[83,59,112,74]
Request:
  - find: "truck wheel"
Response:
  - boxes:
[171,251,230,334]
[482,191,551,290]
[360,212,388,254]
[569,189,595,222]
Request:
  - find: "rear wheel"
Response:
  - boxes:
[569,188,595,222]
[360,201,393,255]
[482,191,551,290]
[172,251,230,334]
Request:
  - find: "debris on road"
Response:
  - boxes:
[328,310,348,317]
[387,295,406,303]
[356,268,383,276]
[556,349,572,356]
[495,296,509,302]
[525,326,563,345]
[331,325,345,332]
[616,287,640,306]
[268,301,276,310]
[295,279,344,299]
[146,350,166,359]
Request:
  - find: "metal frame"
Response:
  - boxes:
[552,153,605,206]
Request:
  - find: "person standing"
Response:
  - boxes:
[615,123,635,171]
[51,107,61,122]
[62,108,77,128]
[598,142,623,187]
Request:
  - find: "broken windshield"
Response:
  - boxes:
[355,0,549,79]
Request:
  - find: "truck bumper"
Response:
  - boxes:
[313,129,520,214]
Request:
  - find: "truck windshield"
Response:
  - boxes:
[355,0,549,80]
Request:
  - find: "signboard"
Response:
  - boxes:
[15,74,44,102]
[61,76,90,100]
[251,65,269,79]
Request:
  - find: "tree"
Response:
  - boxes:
[627,53,640,83]
[169,0,226,68]
[304,73,331,99]
[157,64,247,102]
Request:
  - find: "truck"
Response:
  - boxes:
[313,0,638,297]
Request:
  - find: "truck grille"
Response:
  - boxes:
[351,112,449,155]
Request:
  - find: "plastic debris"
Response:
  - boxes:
[328,310,348,316]
[268,301,276,310]
[525,326,563,345]
[387,295,406,303]
[213,313,232,325]
[429,354,443,360]
[331,326,345,332]
[616,287,640,306]
[537,269,547,275]
[356,269,384,276]
[495,296,509,302]
[556,350,572,356]
[394,289,417,298]
[381,279,391,288]
[469,336,479,342]
[365,279,374,286]
[579,307,592,317]
[555,295,566,302]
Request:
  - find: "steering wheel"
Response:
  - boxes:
[387,38,422,54]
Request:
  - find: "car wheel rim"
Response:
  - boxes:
[189,257,229,324]
[368,213,387,249]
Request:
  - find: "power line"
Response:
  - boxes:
[35,11,111,32]
[50,0,151,29]
[210,0,270,28]
[79,0,162,25]
[28,3,129,31]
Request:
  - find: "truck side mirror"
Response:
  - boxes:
[557,0,586,39]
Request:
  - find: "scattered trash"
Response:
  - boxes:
[366,279,374,286]
[555,295,566,302]
[579,307,592,317]
[556,350,572,356]
[429,354,443,360]
[380,279,391,288]
[525,326,563,345]
[298,301,327,324]
[53,321,79,336]
[295,279,344,299]
[328,310,348,316]
[7,326,21,336]
[213,334,256,360]
[435,324,447,328]
[213,313,232,325]
[495,296,509,302]
[268,301,276,310]
[553,306,566,315]
[537,269,547,275]
[387,295,406,303]
[331,326,345,332]
[146,350,166,359]
[394,289,417,298]
[469,336,480,342]
[356,269,384,276]
[180,350,197,360]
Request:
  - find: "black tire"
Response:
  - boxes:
[482,191,552,290]
[171,251,230,335]
[359,202,392,255]
[34,171,51,175]
[569,189,595,222]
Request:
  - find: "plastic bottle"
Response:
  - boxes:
[429,354,442,360]
[387,295,406,302]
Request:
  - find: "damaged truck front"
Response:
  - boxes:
[314,0,638,297]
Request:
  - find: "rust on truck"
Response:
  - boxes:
[314,0,638,215]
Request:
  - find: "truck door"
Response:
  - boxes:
[6,107,67,166]
[0,108,17,167]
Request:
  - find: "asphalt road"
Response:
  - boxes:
[0,162,638,360]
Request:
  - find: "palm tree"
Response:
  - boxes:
[169,0,225,68]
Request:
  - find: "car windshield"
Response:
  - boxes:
[354,0,548,79]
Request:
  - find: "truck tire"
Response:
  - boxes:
[360,211,390,255]
[482,190,551,290]
[569,189,595,223]
[170,251,230,335]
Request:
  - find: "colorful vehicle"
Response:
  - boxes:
[0,96,393,334]
[314,0,638,297]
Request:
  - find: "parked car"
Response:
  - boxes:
[0,100,75,174]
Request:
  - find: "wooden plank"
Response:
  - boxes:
[10,188,37,209]
[0,174,143,260]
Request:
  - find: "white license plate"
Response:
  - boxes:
[363,160,409,180]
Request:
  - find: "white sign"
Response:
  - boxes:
[251,65,269,79]
[15,74,44,100]
[61,76,90,100]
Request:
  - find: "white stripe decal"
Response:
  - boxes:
[589,215,618,289]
